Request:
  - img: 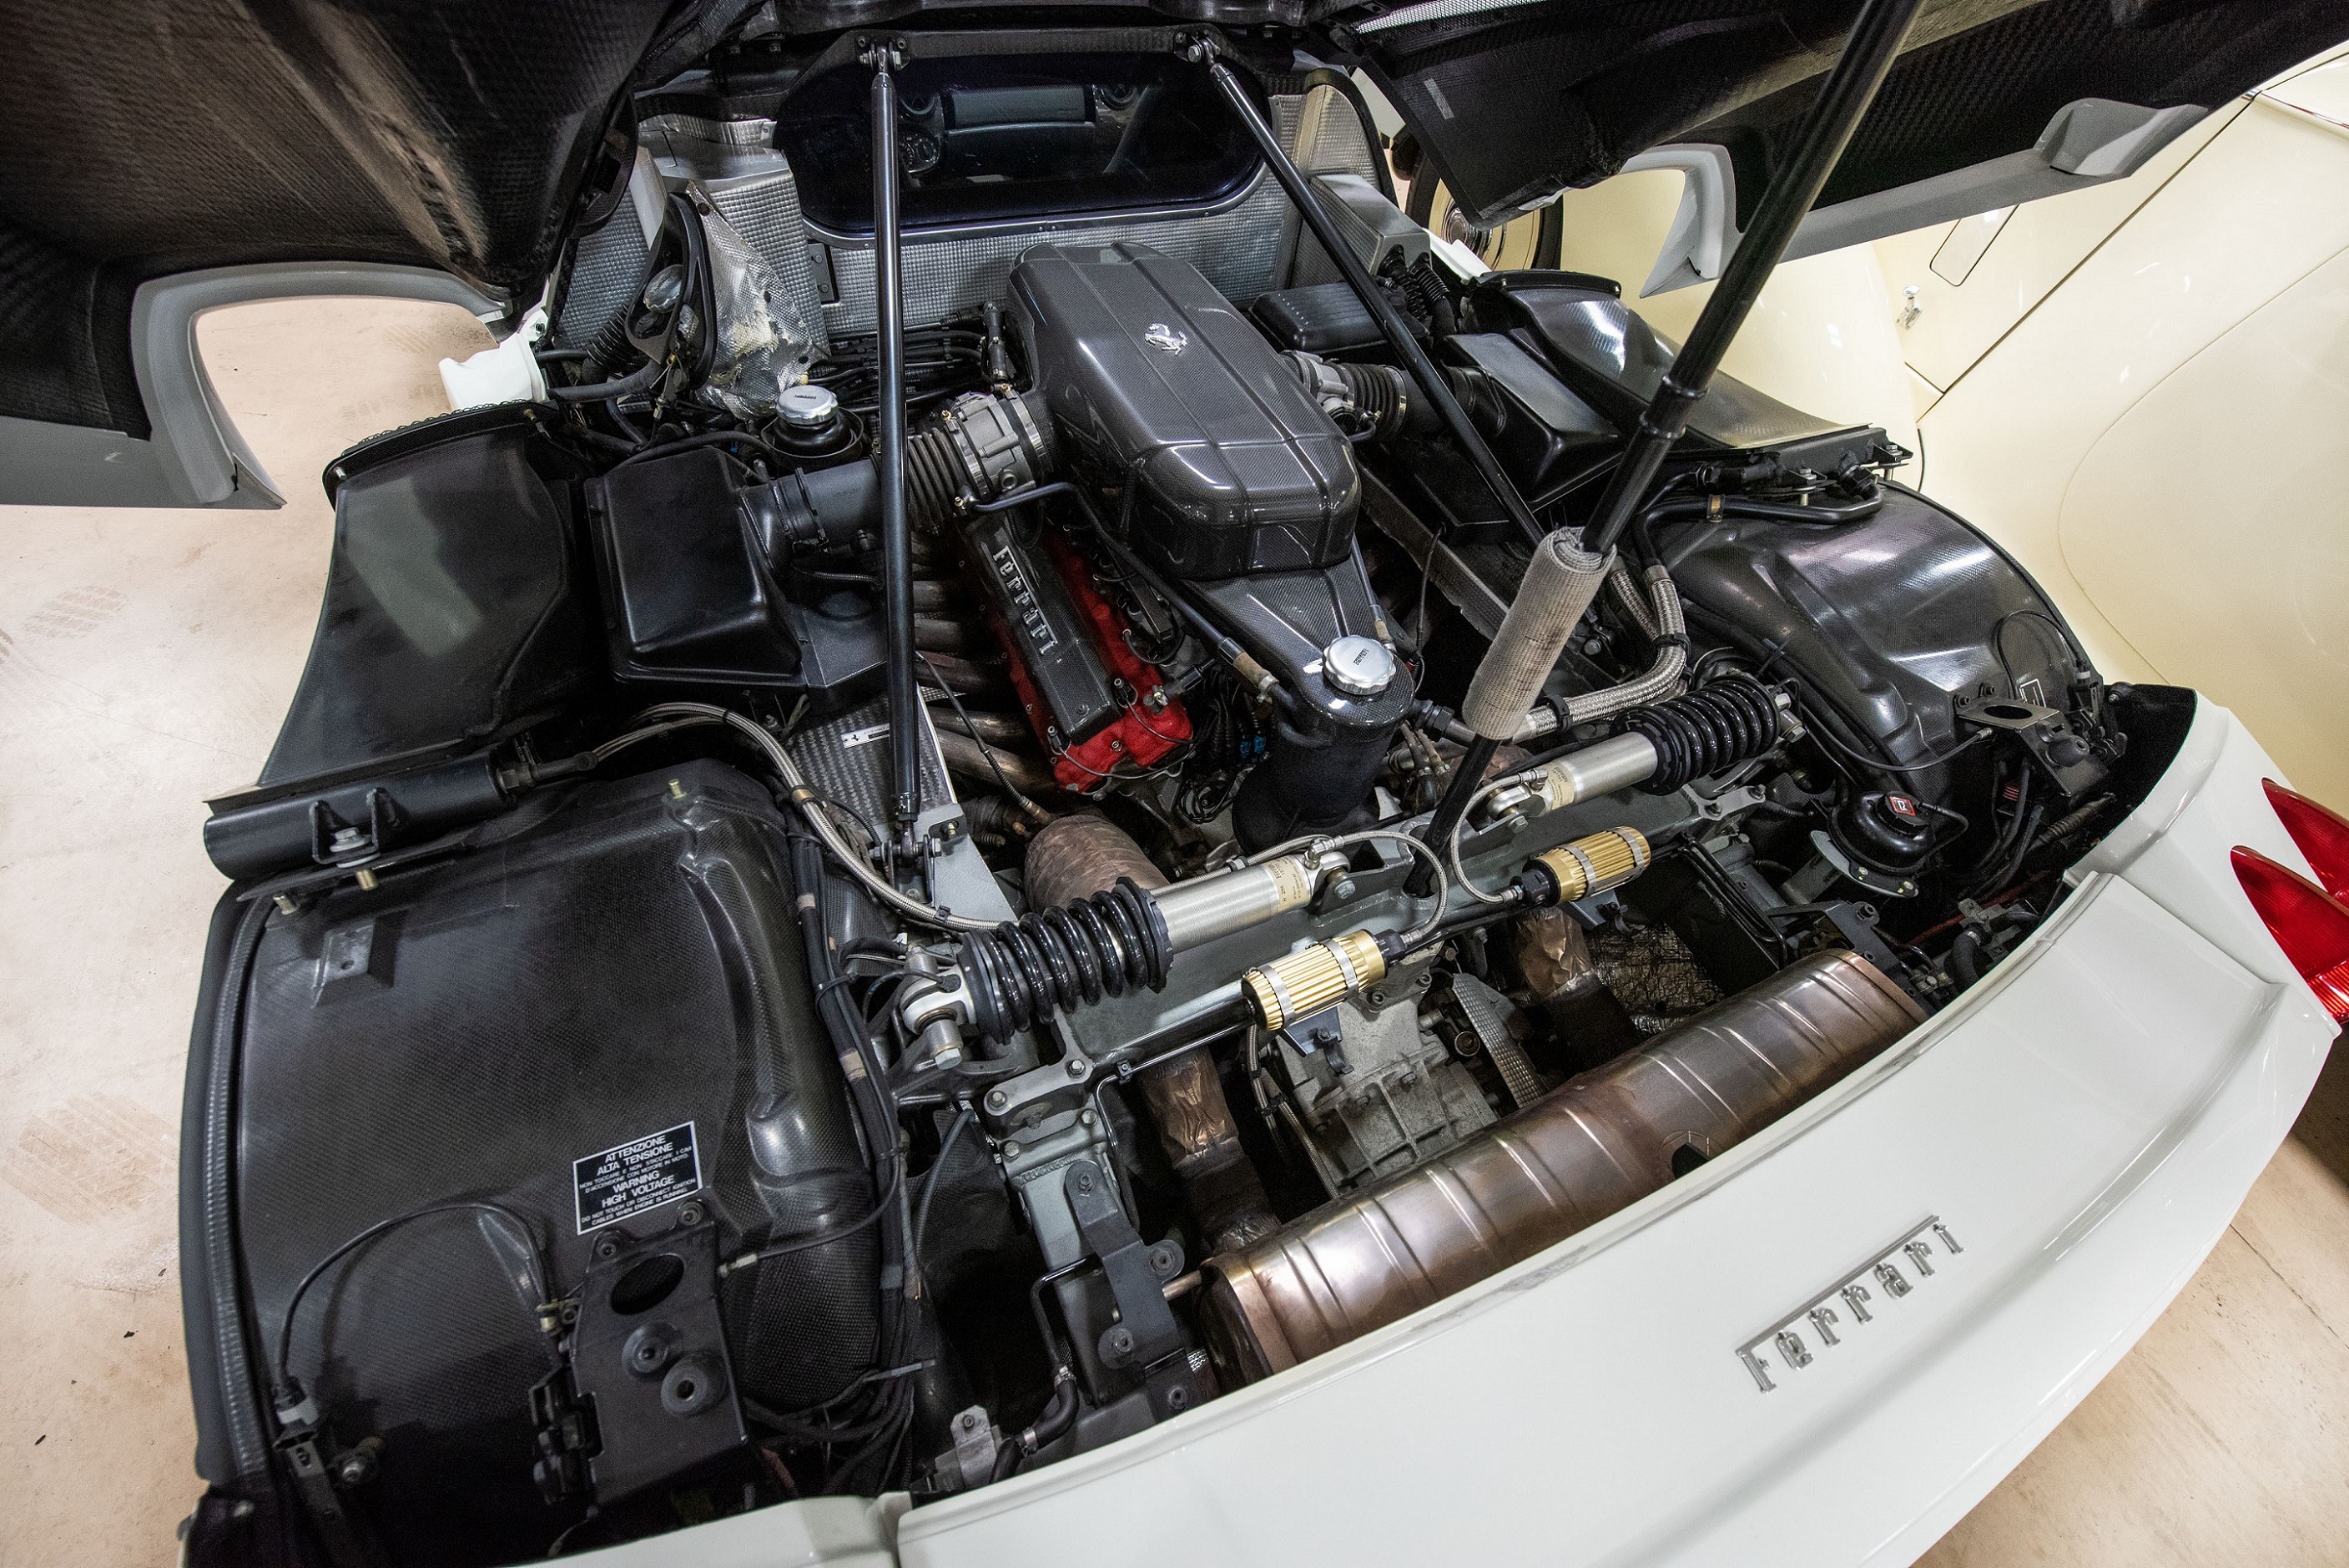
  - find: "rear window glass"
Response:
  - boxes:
[775,53,1263,234]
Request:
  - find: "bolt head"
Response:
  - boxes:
[1367,988,1387,1006]
[985,1088,1010,1111]
[1065,1056,1089,1079]
[1332,876,1358,901]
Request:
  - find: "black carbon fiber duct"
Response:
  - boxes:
[217,761,873,1564]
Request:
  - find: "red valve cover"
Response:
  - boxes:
[998,530,1190,792]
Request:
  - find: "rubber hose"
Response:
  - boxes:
[1948,927,1984,986]
[905,429,964,532]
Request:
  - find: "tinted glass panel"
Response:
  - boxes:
[776,53,1263,234]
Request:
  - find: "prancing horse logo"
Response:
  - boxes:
[1144,322,1187,354]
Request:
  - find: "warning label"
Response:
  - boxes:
[573,1122,703,1234]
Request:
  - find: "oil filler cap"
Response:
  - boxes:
[777,384,840,431]
[1322,635,1396,698]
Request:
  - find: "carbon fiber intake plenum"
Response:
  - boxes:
[1199,950,1925,1382]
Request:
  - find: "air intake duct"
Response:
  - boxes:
[737,388,1055,555]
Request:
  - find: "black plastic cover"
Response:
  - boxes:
[1249,283,1384,355]
[589,447,801,682]
[1465,273,1870,458]
[0,0,668,437]
[259,411,593,788]
[1012,241,1360,578]
[1356,0,2349,230]
[191,762,875,1564]
[1444,331,1617,499]
[204,753,508,880]
[1663,487,2084,777]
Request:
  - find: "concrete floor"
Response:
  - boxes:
[2,300,2345,1565]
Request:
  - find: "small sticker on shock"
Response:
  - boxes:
[573,1122,702,1234]
[1267,856,1313,909]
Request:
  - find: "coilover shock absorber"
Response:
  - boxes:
[1485,673,1791,825]
[899,850,1346,1049]
[956,880,1173,1042]
[1614,673,1785,794]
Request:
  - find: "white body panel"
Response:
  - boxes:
[567,699,2331,1568]
[876,700,2331,1568]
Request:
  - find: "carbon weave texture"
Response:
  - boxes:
[234,761,871,1565]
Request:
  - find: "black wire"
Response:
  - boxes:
[730,1164,904,1269]
[920,651,1045,815]
[911,1106,974,1287]
[1802,713,1989,776]
[274,1200,549,1399]
[612,430,787,471]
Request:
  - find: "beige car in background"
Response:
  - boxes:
[1407,43,2349,812]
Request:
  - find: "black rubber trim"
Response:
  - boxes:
[179,887,275,1487]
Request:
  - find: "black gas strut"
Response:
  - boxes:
[1197,42,1545,551]
[865,37,920,841]
[1581,0,1923,557]
[1409,0,1922,890]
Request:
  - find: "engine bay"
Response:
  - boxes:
[182,37,2180,1566]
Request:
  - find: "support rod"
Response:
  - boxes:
[867,38,920,838]
[1199,47,1545,548]
[1583,0,1923,557]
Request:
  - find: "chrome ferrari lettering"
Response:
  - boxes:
[1737,1217,1963,1393]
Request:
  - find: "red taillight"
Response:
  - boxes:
[2264,779,2349,903]
[2232,847,2349,1022]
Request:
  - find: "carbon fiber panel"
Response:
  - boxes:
[819,172,1293,338]
[787,697,955,836]
[231,761,873,1564]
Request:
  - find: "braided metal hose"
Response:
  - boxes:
[1564,565,1687,726]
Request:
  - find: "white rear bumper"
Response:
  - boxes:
[892,696,2336,1567]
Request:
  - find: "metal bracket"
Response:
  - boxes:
[1955,693,2105,799]
[567,1222,746,1503]
[1062,1160,1200,1419]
